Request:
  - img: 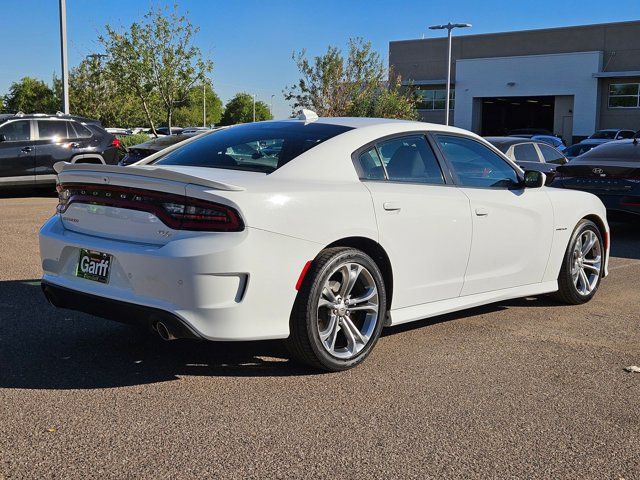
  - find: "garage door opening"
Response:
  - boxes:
[480,96,555,136]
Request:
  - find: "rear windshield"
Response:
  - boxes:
[577,142,640,161]
[153,121,353,173]
[589,130,616,139]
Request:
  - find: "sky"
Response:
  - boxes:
[1,0,639,121]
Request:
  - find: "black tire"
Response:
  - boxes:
[286,247,387,371]
[553,219,604,305]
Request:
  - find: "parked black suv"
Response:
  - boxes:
[0,112,119,188]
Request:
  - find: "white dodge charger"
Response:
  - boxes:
[40,113,609,371]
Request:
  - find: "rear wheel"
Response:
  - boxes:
[287,247,386,371]
[554,219,604,304]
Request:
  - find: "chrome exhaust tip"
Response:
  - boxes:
[155,321,177,341]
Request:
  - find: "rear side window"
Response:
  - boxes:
[618,130,635,139]
[154,121,352,174]
[38,120,69,140]
[513,143,539,162]
[377,136,444,184]
[538,144,565,163]
[436,135,519,188]
[357,147,385,180]
[0,120,30,141]
[70,122,92,138]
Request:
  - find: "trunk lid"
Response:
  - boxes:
[555,162,640,195]
[55,163,248,245]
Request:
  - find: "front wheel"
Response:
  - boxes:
[286,247,387,371]
[554,219,604,305]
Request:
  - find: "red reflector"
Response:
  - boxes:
[295,261,312,291]
[604,231,609,250]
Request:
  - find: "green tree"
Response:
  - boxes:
[220,93,273,125]
[284,38,417,120]
[3,77,59,114]
[100,4,213,134]
[173,81,223,127]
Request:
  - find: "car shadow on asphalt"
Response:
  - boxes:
[0,280,322,390]
[0,187,57,199]
[609,221,640,260]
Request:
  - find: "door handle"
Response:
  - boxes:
[383,202,402,212]
[475,208,489,216]
[20,146,33,153]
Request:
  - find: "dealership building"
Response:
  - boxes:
[389,20,640,144]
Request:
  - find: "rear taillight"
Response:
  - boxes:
[56,184,244,232]
[111,138,121,149]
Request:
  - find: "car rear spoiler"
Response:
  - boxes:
[53,162,245,191]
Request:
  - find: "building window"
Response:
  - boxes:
[608,83,640,108]
[416,89,455,110]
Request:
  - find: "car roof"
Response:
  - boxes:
[0,113,102,126]
[484,136,545,147]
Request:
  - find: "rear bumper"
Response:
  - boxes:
[41,281,200,339]
[39,215,321,340]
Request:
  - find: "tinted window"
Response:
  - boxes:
[70,122,92,138]
[38,120,69,140]
[436,135,519,188]
[538,144,565,163]
[0,120,30,141]
[154,122,352,173]
[565,143,595,158]
[513,143,540,162]
[589,130,617,139]
[375,135,444,184]
[618,130,635,139]
[357,147,385,180]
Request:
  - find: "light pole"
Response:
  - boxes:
[202,79,207,127]
[252,94,256,122]
[270,94,275,118]
[59,0,69,114]
[428,22,471,126]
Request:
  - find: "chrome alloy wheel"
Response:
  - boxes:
[571,229,602,296]
[316,262,379,359]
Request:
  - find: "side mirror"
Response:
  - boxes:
[0,134,6,142]
[523,170,546,188]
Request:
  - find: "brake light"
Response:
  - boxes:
[56,184,244,232]
[111,137,121,149]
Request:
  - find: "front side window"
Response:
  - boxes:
[38,120,69,141]
[538,144,565,163]
[154,121,352,174]
[436,135,519,188]
[513,143,540,162]
[608,83,640,108]
[0,120,30,141]
[416,89,455,110]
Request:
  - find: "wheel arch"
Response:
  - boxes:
[325,236,394,314]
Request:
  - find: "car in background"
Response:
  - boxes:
[119,133,197,166]
[485,136,567,182]
[155,127,184,136]
[508,128,554,137]
[563,140,602,160]
[0,112,119,188]
[182,127,211,135]
[106,127,133,136]
[588,129,635,141]
[530,134,566,152]
[552,137,640,220]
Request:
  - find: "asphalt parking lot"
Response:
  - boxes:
[1,191,639,479]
